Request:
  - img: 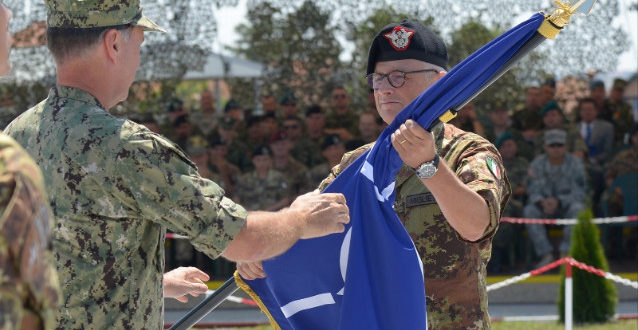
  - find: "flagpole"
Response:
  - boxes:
[168,278,239,330]
[430,0,596,130]
[428,32,548,130]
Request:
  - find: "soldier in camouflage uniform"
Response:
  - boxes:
[524,129,586,268]
[605,79,635,146]
[235,145,291,211]
[269,130,311,196]
[321,21,510,329]
[308,134,346,190]
[0,134,61,329]
[4,1,349,328]
[0,3,61,328]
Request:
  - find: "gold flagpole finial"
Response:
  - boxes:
[538,0,597,39]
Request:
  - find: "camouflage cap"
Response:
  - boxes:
[45,0,166,32]
[612,78,627,90]
[544,129,567,145]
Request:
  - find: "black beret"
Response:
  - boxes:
[305,104,323,117]
[367,20,448,75]
[321,134,343,150]
[252,145,272,157]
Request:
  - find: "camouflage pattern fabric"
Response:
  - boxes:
[4,86,247,329]
[501,156,530,217]
[290,137,325,168]
[319,123,511,329]
[324,112,359,137]
[605,146,638,182]
[604,99,634,146]
[235,169,290,211]
[0,133,60,330]
[44,0,164,32]
[273,156,311,196]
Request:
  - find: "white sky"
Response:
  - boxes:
[213,0,638,74]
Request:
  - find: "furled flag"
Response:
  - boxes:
[237,12,548,330]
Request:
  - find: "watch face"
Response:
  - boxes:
[417,164,436,179]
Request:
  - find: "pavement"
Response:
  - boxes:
[164,274,638,327]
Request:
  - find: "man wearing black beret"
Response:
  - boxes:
[319,20,510,328]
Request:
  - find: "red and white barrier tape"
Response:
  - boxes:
[487,257,638,292]
[206,289,258,307]
[501,215,638,225]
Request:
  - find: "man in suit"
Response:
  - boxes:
[577,97,614,212]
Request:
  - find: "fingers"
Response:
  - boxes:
[187,282,209,296]
[175,295,188,303]
[237,261,266,280]
[321,192,347,205]
[183,267,210,282]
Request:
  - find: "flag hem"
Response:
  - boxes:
[234,271,282,330]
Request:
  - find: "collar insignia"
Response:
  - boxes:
[383,26,415,51]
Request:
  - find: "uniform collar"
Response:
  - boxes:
[52,85,106,110]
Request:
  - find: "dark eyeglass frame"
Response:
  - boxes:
[547,143,566,148]
[366,69,439,89]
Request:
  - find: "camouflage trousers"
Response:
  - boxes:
[523,202,584,256]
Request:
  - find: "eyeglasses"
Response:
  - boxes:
[332,94,347,99]
[547,143,565,148]
[366,69,439,89]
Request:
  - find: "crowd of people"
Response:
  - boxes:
[1,0,636,328]
[146,75,638,274]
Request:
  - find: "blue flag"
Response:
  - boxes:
[238,13,545,330]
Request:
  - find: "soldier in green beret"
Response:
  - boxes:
[4,1,350,328]
[0,2,61,329]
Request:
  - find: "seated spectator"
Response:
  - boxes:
[512,86,543,138]
[269,130,311,196]
[186,136,211,179]
[235,145,291,211]
[279,91,299,119]
[244,115,265,151]
[606,78,634,146]
[308,134,346,190]
[524,129,587,268]
[292,112,326,168]
[190,89,218,138]
[218,117,252,172]
[485,104,534,161]
[534,101,586,159]
[346,112,381,151]
[490,132,530,272]
[577,97,614,212]
[261,94,278,116]
[447,101,485,135]
[260,112,280,144]
[325,86,358,141]
[589,80,609,121]
[604,125,638,215]
[207,137,242,200]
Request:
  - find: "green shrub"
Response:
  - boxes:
[558,209,617,323]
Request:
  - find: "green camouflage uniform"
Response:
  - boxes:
[319,124,511,329]
[0,133,60,330]
[235,169,290,211]
[606,146,638,181]
[5,87,247,329]
[501,156,530,217]
[604,99,634,146]
[325,111,359,138]
[273,156,311,195]
[291,137,326,168]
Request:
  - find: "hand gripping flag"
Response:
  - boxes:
[235,13,545,330]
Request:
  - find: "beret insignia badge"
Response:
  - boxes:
[383,26,415,51]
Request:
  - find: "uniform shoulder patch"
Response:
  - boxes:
[486,156,501,179]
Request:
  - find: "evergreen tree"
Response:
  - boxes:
[558,209,617,324]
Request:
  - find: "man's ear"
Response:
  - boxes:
[102,29,121,64]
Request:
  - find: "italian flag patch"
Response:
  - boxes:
[486,156,501,179]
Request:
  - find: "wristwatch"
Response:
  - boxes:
[414,154,440,179]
